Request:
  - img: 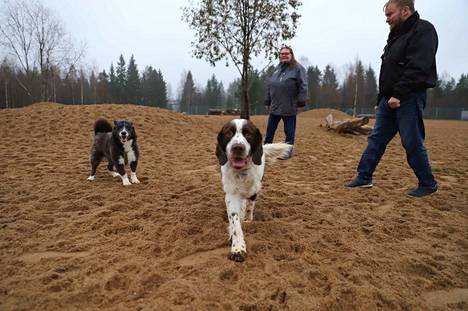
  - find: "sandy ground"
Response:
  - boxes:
[0,103,467,310]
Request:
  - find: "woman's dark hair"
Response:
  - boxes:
[279,46,297,66]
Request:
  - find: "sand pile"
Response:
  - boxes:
[300,108,351,119]
[1,103,467,310]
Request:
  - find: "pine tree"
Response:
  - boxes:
[354,60,365,116]
[364,65,378,109]
[454,74,468,108]
[116,55,127,103]
[322,65,340,107]
[307,65,322,108]
[109,64,118,103]
[97,70,110,103]
[67,65,78,105]
[180,71,195,113]
[141,67,168,108]
[126,55,140,104]
[226,80,241,110]
[248,70,263,115]
[141,66,154,106]
[155,69,168,107]
[205,74,224,111]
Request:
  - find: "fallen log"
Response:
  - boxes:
[324,114,373,135]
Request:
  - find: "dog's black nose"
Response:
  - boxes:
[232,143,245,153]
[121,131,127,137]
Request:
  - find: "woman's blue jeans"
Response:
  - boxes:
[264,114,296,145]
[357,91,437,188]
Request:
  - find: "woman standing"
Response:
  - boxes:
[264,46,308,160]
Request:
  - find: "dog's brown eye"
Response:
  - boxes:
[226,131,233,138]
[244,133,252,139]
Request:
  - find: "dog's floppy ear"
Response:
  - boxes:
[251,128,263,165]
[216,130,228,166]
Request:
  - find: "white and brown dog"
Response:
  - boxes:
[216,119,292,262]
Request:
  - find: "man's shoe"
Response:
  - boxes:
[345,178,373,188]
[407,186,437,198]
[278,146,293,160]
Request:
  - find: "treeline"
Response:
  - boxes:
[178,60,379,115]
[177,59,468,118]
[0,54,168,108]
[1,0,467,118]
[2,54,467,119]
[427,74,468,118]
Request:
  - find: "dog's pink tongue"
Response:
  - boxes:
[232,159,247,169]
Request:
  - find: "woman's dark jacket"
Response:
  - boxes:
[264,62,308,116]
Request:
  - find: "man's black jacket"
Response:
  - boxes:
[379,11,438,101]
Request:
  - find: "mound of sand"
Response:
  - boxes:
[300,108,351,119]
[1,103,467,310]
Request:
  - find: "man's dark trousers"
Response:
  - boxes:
[264,114,296,145]
[357,91,437,188]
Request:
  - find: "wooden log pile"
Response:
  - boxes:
[324,114,373,135]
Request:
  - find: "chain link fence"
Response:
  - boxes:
[313,106,468,121]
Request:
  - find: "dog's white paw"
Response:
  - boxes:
[121,174,131,186]
[130,173,140,184]
[87,175,95,181]
[110,171,120,178]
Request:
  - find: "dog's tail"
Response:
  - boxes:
[263,143,292,164]
[94,118,113,135]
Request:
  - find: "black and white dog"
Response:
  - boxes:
[216,119,292,262]
[87,118,140,186]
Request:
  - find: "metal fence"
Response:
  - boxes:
[327,107,468,121]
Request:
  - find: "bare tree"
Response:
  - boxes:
[0,0,85,102]
[0,0,35,99]
[183,0,302,119]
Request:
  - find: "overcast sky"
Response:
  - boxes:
[41,0,468,99]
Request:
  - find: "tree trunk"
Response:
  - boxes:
[240,50,250,120]
[81,76,84,105]
[353,76,358,117]
[5,80,8,108]
[53,79,56,103]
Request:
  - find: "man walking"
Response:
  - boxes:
[346,0,438,197]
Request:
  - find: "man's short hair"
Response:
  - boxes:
[385,0,415,13]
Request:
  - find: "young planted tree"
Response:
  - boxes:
[183,0,302,119]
